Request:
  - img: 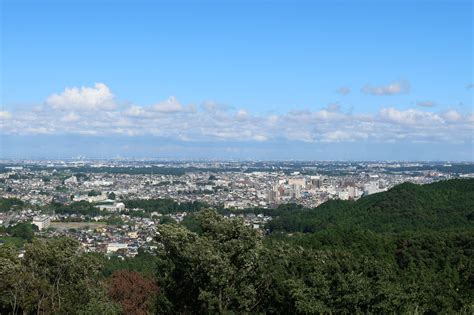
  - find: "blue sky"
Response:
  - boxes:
[1,0,473,160]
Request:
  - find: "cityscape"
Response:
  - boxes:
[1,0,472,313]
[1,159,472,258]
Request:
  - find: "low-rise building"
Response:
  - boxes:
[32,215,51,230]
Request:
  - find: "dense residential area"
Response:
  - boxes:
[0,160,473,314]
[0,160,472,255]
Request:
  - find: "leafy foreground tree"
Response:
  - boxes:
[0,238,119,315]
[156,210,386,314]
[156,209,474,314]
[155,209,272,313]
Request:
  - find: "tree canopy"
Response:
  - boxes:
[267,179,474,233]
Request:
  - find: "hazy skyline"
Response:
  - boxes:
[1,0,473,160]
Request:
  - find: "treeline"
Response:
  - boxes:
[217,203,304,217]
[0,198,24,212]
[46,200,101,216]
[0,223,37,242]
[123,198,208,214]
[267,179,474,233]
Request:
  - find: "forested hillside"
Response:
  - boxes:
[267,179,474,233]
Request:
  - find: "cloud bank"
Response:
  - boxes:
[1,83,472,147]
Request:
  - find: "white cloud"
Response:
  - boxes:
[2,85,472,145]
[201,101,232,112]
[442,110,462,122]
[46,83,116,111]
[235,109,249,121]
[325,103,340,112]
[379,108,441,125]
[124,105,150,118]
[466,113,474,123]
[314,109,345,121]
[416,100,436,107]
[253,134,268,141]
[61,112,80,122]
[466,83,474,90]
[152,96,194,113]
[362,80,410,96]
[0,111,12,120]
[321,130,367,142]
[336,86,351,95]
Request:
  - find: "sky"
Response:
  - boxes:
[0,0,473,160]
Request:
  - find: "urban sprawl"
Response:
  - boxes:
[1,160,472,258]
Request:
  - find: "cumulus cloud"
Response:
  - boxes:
[379,108,441,125]
[336,86,351,95]
[124,105,150,118]
[2,103,472,144]
[321,130,368,142]
[362,80,410,96]
[152,96,182,113]
[416,100,436,107]
[442,110,462,122]
[152,96,194,113]
[466,83,474,90]
[2,83,472,145]
[61,112,80,122]
[0,111,12,120]
[235,109,249,121]
[46,83,116,111]
[201,100,232,112]
[325,103,340,112]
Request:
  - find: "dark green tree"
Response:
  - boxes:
[0,238,119,314]
[155,209,270,313]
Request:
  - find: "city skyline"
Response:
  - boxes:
[1,0,473,160]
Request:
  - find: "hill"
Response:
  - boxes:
[267,179,474,233]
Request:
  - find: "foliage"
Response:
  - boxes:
[7,223,37,241]
[106,270,159,315]
[106,216,125,226]
[155,209,270,313]
[267,179,474,233]
[0,198,24,212]
[217,202,303,217]
[55,185,69,193]
[47,200,100,216]
[101,250,159,278]
[0,236,25,248]
[181,213,204,234]
[263,229,474,313]
[0,238,119,314]
[160,216,177,225]
[87,190,101,196]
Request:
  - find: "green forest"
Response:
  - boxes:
[1,179,473,314]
